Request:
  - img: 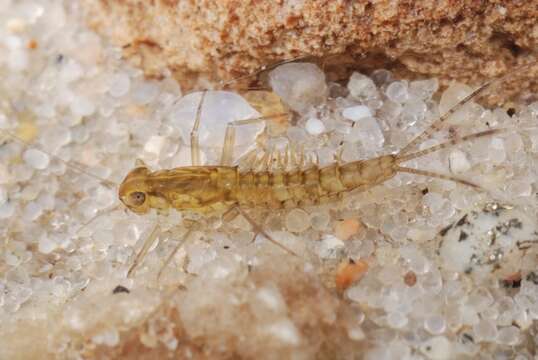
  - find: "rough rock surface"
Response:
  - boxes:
[84,0,538,103]
[72,259,366,359]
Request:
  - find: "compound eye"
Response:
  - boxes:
[128,191,146,206]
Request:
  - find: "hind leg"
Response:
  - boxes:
[233,206,299,256]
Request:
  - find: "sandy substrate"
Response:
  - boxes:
[1,1,538,359]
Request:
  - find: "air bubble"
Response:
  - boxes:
[387,311,408,329]
[386,81,409,103]
[23,149,50,170]
[424,315,447,335]
[70,96,95,117]
[448,150,471,174]
[38,235,57,254]
[348,72,378,99]
[285,209,311,233]
[109,73,131,97]
[305,117,325,135]
[342,105,373,121]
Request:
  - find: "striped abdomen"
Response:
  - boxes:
[232,155,396,209]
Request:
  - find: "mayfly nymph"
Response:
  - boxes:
[114,59,537,276]
[3,56,536,280]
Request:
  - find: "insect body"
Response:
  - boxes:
[119,130,498,215]
[119,103,501,216]
[114,59,527,274]
[118,57,538,223]
[119,156,396,214]
[4,58,535,278]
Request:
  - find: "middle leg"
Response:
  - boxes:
[220,113,289,166]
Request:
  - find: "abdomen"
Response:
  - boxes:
[232,156,396,209]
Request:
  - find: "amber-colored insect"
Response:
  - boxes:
[3,58,535,279]
[118,68,512,276]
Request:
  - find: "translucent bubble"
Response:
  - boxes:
[305,117,325,135]
[496,326,521,345]
[169,91,262,164]
[108,73,131,97]
[468,288,494,312]
[132,81,159,105]
[448,150,471,174]
[8,49,29,72]
[387,311,408,329]
[269,63,327,113]
[386,81,409,103]
[60,60,83,83]
[347,117,385,150]
[22,201,43,221]
[348,72,378,100]
[45,126,72,151]
[70,96,95,117]
[309,210,330,231]
[38,234,57,254]
[371,69,393,86]
[144,135,167,156]
[0,202,15,219]
[23,149,50,170]
[400,99,427,128]
[424,315,447,334]
[285,209,311,233]
[342,105,373,121]
[472,319,497,342]
[410,78,439,100]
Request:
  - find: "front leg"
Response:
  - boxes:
[127,223,161,277]
[190,91,207,166]
[157,227,194,280]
